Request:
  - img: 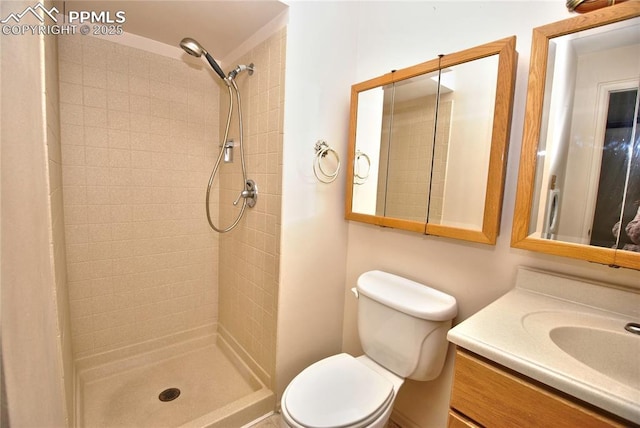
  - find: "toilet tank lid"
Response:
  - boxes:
[356,270,457,321]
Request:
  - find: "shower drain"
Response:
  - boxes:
[158,387,181,402]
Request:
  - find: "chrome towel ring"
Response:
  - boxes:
[353,150,371,185]
[313,140,340,183]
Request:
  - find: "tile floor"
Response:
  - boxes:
[247,413,281,427]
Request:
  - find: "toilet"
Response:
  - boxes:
[280,270,458,428]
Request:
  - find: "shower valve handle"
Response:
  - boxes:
[233,189,251,206]
[233,179,258,208]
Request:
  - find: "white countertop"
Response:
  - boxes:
[447,267,640,424]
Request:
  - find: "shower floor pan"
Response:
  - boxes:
[76,333,274,427]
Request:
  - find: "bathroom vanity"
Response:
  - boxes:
[447,268,640,427]
[448,349,629,427]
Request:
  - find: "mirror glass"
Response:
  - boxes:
[352,72,442,223]
[347,38,515,244]
[512,3,640,269]
[430,56,499,230]
[529,18,640,249]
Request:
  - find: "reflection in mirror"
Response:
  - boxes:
[352,57,501,229]
[512,2,640,269]
[430,56,499,230]
[599,88,639,251]
[379,72,440,222]
[529,17,640,250]
[347,36,517,244]
[353,86,384,215]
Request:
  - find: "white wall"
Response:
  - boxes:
[275,1,640,427]
[44,23,76,424]
[276,0,358,399]
[1,1,70,424]
[340,3,640,428]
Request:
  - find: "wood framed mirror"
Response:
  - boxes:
[345,37,517,245]
[512,2,640,269]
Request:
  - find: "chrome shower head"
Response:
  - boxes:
[179,37,228,83]
[180,37,206,57]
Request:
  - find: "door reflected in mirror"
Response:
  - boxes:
[594,89,639,252]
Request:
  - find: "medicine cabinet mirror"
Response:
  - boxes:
[345,37,517,245]
[512,3,640,269]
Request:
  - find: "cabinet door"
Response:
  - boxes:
[447,410,480,428]
[450,350,628,428]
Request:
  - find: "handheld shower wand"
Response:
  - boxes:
[179,37,230,85]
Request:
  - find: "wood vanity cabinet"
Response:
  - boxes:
[448,349,636,428]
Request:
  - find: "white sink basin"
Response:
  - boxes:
[447,267,640,424]
[522,310,640,391]
[550,325,640,387]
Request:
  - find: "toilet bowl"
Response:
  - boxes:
[280,270,457,428]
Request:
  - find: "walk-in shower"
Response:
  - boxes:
[2,0,286,420]
[180,37,257,233]
[50,28,284,426]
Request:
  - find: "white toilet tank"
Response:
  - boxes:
[356,270,457,381]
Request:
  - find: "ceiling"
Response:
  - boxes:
[62,1,288,61]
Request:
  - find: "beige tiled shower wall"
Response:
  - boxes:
[430,99,453,223]
[58,34,221,358]
[377,96,451,223]
[218,28,285,387]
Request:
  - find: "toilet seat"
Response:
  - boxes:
[282,353,395,428]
